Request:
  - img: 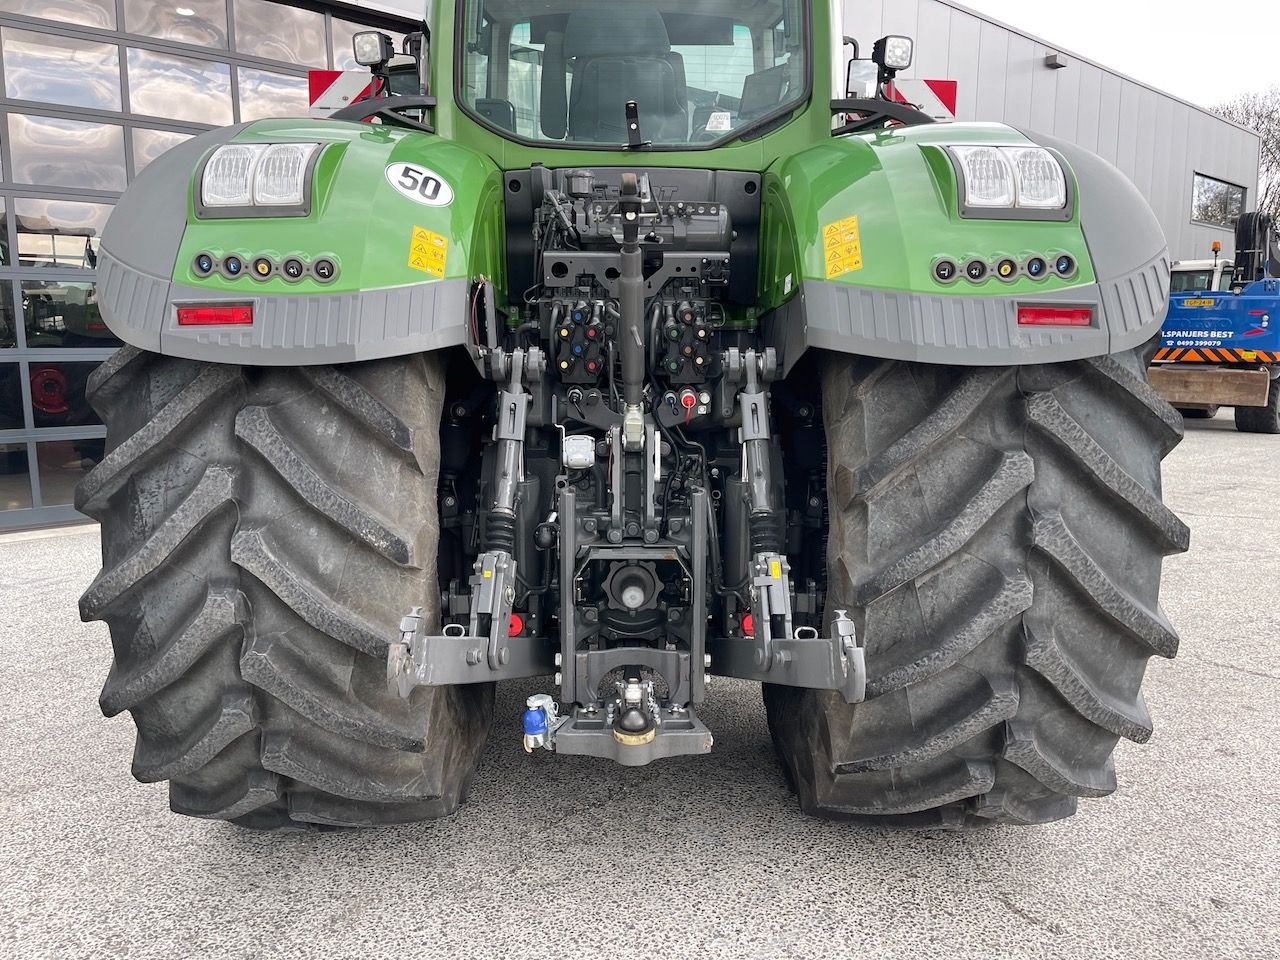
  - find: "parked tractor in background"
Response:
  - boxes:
[76,0,1187,831]
[1149,213,1280,432]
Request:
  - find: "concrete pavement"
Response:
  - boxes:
[0,411,1276,960]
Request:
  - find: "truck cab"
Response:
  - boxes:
[1150,241,1280,430]
[1168,258,1234,295]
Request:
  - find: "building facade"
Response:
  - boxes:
[0,0,408,529]
[0,0,1261,529]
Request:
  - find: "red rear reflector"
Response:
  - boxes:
[740,613,754,638]
[1017,306,1092,327]
[177,304,253,326]
[508,613,525,637]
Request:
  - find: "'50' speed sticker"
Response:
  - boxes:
[385,162,454,206]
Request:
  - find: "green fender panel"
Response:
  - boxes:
[759,122,1170,370]
[95,119,505,365]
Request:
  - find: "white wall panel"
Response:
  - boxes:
[878,2,919,42]
[1050,49,1080,143]
[1027,40,1057,135]
[1000,33,1035,129]
[941,9,981,118]
[914,3,952,79]
[973,21,1008,121]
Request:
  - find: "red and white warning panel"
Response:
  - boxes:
[308,70,373,119]
[888,80,958,121]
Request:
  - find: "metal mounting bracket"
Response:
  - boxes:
[387,607,555,697]
[708,610,866,704]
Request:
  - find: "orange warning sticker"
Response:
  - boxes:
[408,225,448,277]
[822,216,863,278]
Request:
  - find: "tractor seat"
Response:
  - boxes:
[562,7,688,142]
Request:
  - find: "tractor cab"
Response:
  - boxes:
[453,0,808,146]
[347,0,918,158]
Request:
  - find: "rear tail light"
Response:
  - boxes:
[176,304,254,326]
[1017,305,1092,327]
[508,613,525,637]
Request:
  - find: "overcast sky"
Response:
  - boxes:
[960,0,1279,107]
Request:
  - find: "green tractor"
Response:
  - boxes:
[78,0,1188,829]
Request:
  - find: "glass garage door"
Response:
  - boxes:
[0,0,408,529]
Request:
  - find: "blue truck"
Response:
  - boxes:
[1149,212,1280,432]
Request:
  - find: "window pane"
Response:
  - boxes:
[1,365,26,430]
[2,28,121,112]
[506,23,539,137]
[124,0,229,48]
[331,18,407,71]
[0,443,33,512]
[38,439,103,506]
[673,24,756,103]
[25,360,104,430]
[7,114,127,192]
[238,67,309,121]
[462,2,806,145]
[1192,174,1246,228]
[22,281,118,352]
[14,198,112,270]
[233,0,325,67]
[127,48,232,125]
[1169,270,1212,293]
[0,200,7,268]
[2,0,115,30]
[132,128,194,174]
[0,280,16,348]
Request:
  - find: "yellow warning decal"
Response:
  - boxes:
[822,215,864,279]
[408,225,448,277]
[769,559,782,579]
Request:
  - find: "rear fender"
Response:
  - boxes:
[95,118,504,365]
[761,122,1169,371]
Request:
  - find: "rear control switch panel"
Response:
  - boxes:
[191,251,339,283]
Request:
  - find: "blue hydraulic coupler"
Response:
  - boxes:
[523,705,548,737]
[522,694,558,753]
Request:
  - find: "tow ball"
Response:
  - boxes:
[522,673,665,754]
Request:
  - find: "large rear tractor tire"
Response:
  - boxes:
[1234,373,1280,434]
[765,343,1189,827]
[77,347,492,828]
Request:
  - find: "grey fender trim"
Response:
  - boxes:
[96,250,471,365]
[100,125,250,282]
[766,250,1169,373]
